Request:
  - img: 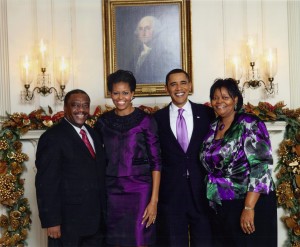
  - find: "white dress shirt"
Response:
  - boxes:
[169,101,193,142]
[65,118,96,152]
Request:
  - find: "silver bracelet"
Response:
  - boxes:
[244,206,254,210]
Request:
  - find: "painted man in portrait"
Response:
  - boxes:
[118,15,181,84]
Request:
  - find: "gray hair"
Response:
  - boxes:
[134,15,162,37]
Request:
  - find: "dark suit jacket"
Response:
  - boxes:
[35,118,106,238]
[154,101,215,213]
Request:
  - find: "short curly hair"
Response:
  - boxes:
[107,70,136,92]
[209,78,243,111]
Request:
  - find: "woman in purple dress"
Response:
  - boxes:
[200,78,277,246]
[95,70,161,247]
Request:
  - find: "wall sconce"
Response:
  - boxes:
[229,36,278,95]
[20,39,70,102]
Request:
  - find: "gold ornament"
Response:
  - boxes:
[0,160,8,175]
[0,139,9,150]
[12,141,22,151]
[0,215,9,228]
[5,131,14,140]
[294,225,300,236]
[10,211,21,219]
[11,219,20,230]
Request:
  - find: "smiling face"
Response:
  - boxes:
[211,87,238,119]
[165,72,192,108]
[64,93,90,128]
[111,81,134,116]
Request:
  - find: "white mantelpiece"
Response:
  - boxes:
[20,130,45,140]
[265,121,287,132]
[19,130,47,247]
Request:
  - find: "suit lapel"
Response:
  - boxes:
[164,105,180,145]
[83,125,98,159]
[186,101,201,153]
[62,119,96,159]
[87,125,102,160]
[162,104,188,152]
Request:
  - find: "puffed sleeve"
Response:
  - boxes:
[143,115,162,172]
[243,119,274,194]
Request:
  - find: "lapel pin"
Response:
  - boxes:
[196,116,200,118]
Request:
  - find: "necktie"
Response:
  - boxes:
[176,108,189,152]
[80,129,96,159]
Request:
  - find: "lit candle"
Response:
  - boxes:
[231,55,242,81]
[267,51,273,78]
[246,36,257,62]
[265,48,277,78]
[59,56,67,86]
[39,39,47,68]
[24,56,29,82]
[21,55,32,85]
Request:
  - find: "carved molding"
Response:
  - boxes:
[287,1,300,109]
[0,0,11,117]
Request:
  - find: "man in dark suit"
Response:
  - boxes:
[35,89,106,247]
[154,69,215,247]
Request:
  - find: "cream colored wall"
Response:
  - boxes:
[0,0,297,246]
[3,0,292,114]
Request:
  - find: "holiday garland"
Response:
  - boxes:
[0,102,299,246]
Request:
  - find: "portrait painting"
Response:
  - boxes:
[103,0,192,97]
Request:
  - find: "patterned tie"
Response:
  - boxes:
[176,108,189,152]
[80,129,96,159]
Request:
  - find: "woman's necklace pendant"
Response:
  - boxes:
[219,123,225,131]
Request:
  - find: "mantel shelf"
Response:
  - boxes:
[20,130,45,140]
[265,121,286,132]
[19,121,286,141]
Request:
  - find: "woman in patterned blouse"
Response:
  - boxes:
[200,78,277,246]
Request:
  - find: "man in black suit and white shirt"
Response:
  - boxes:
[35,89,106,247]
[154,69,215,247]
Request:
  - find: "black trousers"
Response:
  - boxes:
[211,191,277,247]
[156,179,213,247]
[48,227,105,247]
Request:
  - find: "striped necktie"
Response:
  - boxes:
[80,129,96,159]
[176,108,189,152]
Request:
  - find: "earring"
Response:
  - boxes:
[234,104,237,111]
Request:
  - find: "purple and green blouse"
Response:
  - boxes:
[200,112,275,207]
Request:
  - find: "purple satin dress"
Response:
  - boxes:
[96,108,161,246]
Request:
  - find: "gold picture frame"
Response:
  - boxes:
[102,0,192,97]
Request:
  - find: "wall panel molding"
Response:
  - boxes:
[287,0,300,108]
[0,0,11,120]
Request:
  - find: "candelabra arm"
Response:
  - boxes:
[22,68,67,101]
[24,84,34,101]
[264,77,275,94]
[54,85,66,101]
